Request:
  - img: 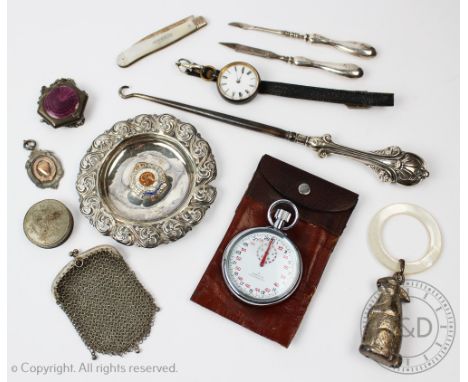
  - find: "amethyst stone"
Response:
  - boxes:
[43,85,80,119]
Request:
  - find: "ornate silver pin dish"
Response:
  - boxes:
[76,114,217,248]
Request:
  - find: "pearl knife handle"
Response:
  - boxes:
[117,15,207,67]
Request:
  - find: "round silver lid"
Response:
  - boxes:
[23,199,74,248]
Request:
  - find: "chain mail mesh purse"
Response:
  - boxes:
[52,245,159,359]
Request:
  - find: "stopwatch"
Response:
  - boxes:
[222,199,303,306]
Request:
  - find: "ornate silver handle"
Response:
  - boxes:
[303,134,429,186]
[290,56,363,78]
[308,33,377,58]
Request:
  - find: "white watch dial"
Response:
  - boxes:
[217,62,260,102]
[222,227,302,305]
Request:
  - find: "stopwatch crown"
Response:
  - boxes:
[273,209,291,230]
[267,199,299,231]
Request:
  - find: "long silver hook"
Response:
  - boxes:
[117,86,429,186]
[118,85,132,99]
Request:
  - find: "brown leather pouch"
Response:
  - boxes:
[191,154,359,347]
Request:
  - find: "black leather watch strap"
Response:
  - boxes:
[258,81,394,107]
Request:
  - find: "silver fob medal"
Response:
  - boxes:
[23,139,64,189]
[222,199,302,306]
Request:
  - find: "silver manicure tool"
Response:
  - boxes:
[229,22,377,58]
[219,42,363,78]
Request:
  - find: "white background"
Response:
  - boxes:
[7,0,459,381]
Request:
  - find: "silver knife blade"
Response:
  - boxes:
[219,42,283,60]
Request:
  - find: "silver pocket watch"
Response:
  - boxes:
[222,199,303,306]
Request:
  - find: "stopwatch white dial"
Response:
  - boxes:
[222,226,302,306]
[217,62,260,103]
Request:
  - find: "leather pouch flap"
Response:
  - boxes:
[247,155,358,236]
[257,155,358,213]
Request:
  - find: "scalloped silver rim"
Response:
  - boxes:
[76,114,217,248]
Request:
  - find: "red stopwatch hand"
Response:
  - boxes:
[259,238,274,267]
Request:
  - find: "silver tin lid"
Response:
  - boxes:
[23,199,74,248]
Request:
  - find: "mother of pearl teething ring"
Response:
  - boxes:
[368,203,442,274]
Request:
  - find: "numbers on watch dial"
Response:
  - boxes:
[217,62,260,103]
[222,227,302,305]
